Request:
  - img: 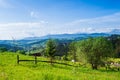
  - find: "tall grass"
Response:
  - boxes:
[0,52,120,80]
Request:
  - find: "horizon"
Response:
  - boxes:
[0,0,120,40]
[0,31,118,40]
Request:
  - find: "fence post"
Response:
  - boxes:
[17,55,19,64]
[35,55,37,64]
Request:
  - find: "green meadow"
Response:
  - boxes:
[0,52,120,80]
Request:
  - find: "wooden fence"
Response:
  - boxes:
[16,55,75,67]
[17,55,37,64]
[17,55,53,64]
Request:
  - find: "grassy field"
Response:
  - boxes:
[0,52,120,80]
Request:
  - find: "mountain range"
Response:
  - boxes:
[0,28,120,51]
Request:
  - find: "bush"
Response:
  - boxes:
[17,50,26,54]
[0,47,7,52]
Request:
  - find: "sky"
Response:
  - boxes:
[0,0,120,40]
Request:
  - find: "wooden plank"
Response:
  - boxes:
[19,60,35,61]
[35,56,37,64]
[17,55,19,64]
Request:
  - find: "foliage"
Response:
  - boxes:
[68,42,77,61]
[76,37,114,69]
[107,34,120,57]
[56,42,69,60]
[17,50,26,55]
[0,47,7,52]
[45,39,57,64]
[55,43,68,56]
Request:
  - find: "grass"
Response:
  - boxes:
[0,52,120,80]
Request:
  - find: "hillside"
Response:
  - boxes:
[0,52,120,80]
[0,33,110,51]
[0,32,120,54]
[23,33,110,40]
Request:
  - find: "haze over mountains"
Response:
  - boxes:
[22,28,120,40]
[0,28,120,50]
[0,29,120,45]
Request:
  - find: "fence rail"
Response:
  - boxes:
[17,55,37,64]
[16,55,75,67]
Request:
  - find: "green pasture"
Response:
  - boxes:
[0,52,120,80]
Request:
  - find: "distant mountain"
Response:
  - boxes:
[23,33,110,40]
[0,32,119,52]
[109,29,120,34]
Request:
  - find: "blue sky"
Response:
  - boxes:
[0,0,120,40]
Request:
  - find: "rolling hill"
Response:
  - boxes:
[0,32,119,52]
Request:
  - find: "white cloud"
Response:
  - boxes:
[1,12,120,40]
[0,21,49,40]
[64,12,120,33]
[66,12,120,25]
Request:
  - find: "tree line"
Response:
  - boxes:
[45,36,120,69]
[1,35,120,69]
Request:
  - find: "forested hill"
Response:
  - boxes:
[0,33,119,52]
[23,33,110,40]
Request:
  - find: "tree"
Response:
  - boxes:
[17,50,26,55]
[68,42,77,62]
[45,39,57,65]
[107,35,120,57]
[77,37,113,69]
[0,47,7,52]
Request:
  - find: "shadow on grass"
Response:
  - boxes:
[17,60,80,70]
[98,68,119,72]
[37,60,78,67]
